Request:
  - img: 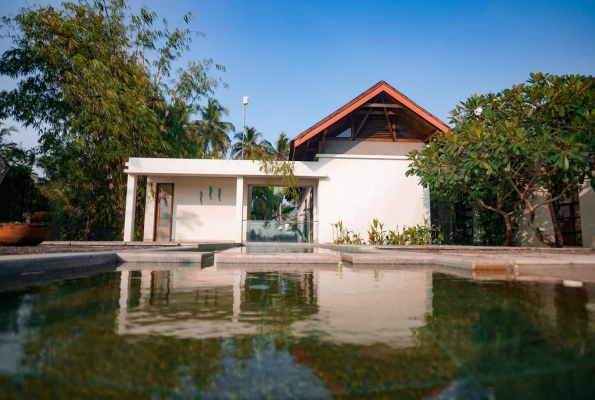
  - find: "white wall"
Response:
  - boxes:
[323,140,424,156]
[144,176,237,242]
[315,155,430,243]
[135,156,430,244]
[579,179,595,247]
[514,190,554,248]
[294,268,432,348]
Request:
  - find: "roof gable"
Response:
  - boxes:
[290,81,450,159]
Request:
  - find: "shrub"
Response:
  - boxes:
[331,221,365,245]
[332,219,444,246]
[367,219,386,245]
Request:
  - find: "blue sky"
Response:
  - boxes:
[1,0,594,149]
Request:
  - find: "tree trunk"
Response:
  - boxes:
[546,192,564,247]
[527,203,560,248]
[84,215,94,241]
[501,213,514,247]
[474,197,515,247]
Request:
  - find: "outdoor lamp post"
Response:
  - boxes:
[242,95,249,160]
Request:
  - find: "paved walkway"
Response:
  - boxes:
[1,242,594,285]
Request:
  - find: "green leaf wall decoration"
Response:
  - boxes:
[209,186,212,200]
[218,188,221,202]
[199,191,203,205]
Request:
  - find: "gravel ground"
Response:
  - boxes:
[380,248,595,256]
[0,244,174,256]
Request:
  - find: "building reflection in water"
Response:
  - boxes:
[116,265,433,348]
[2,265,595,398]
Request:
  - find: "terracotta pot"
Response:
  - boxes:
[0,223,53,246]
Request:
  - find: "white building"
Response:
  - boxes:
[123,81,595,247]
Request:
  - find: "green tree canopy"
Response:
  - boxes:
[407,73,595,247]
[0,0,225,237]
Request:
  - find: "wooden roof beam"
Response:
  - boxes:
[355,110,398,115]
[353,94,382,141]
[353,107,372,140]
[362,103,402,108]
[383,107,396,141]
[380,93,396,142]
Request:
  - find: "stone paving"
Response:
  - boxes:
[1,242,594,285]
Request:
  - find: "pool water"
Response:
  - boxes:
[223,245,338,254]
[1,264,594,399]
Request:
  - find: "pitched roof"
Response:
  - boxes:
[291,80,450,149]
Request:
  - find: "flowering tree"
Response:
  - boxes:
[407,73,595,247]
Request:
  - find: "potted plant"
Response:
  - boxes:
[0,211,52,246]
[0,212,53,246]
[0,125,53,246]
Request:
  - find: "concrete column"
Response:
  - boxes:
[143,177,154,242]
[579,179,595,247]
[235,176,244,243]
[313,183,319,243]
[123,174,137,241]
[423,185,431,220]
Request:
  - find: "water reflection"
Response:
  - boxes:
[0,265,595,398]
[116,266,432,348]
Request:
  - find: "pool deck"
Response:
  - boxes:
[0,242,594,285]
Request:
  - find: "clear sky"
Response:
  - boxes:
[1,0,594,150]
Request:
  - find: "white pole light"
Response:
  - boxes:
[242,96,249,159]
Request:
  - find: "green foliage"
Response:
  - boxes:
[332,218,444,246]
[274,132,291,161]
[407,73,595,247]
[186,98,234,159]
[0,0,224,239]
[58,226,100,241]
[331,221,364,245]
[234,126,301,201]
[0,164,49,222]
[367,219,386,245]
[232,126,273,160]
[0,122,50,223]
[0,122,34,167]
[250,186,296,221]
[394,219,444,246]
[475,198,515,246]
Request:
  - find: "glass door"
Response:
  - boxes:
[155,183,174,241]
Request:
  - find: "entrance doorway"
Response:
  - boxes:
[155,183,174,241]
[245,185,315,243]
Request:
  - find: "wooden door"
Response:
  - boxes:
[155,183,174,241]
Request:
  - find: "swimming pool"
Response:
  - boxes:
[1,264,594,398]
[221,244,339,254]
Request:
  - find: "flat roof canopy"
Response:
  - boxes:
[124,157,328,178]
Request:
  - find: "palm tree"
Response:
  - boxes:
[0,123,17,139]
[232,126,273,160]
[187,98,234,159]
[274,132,291,160]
